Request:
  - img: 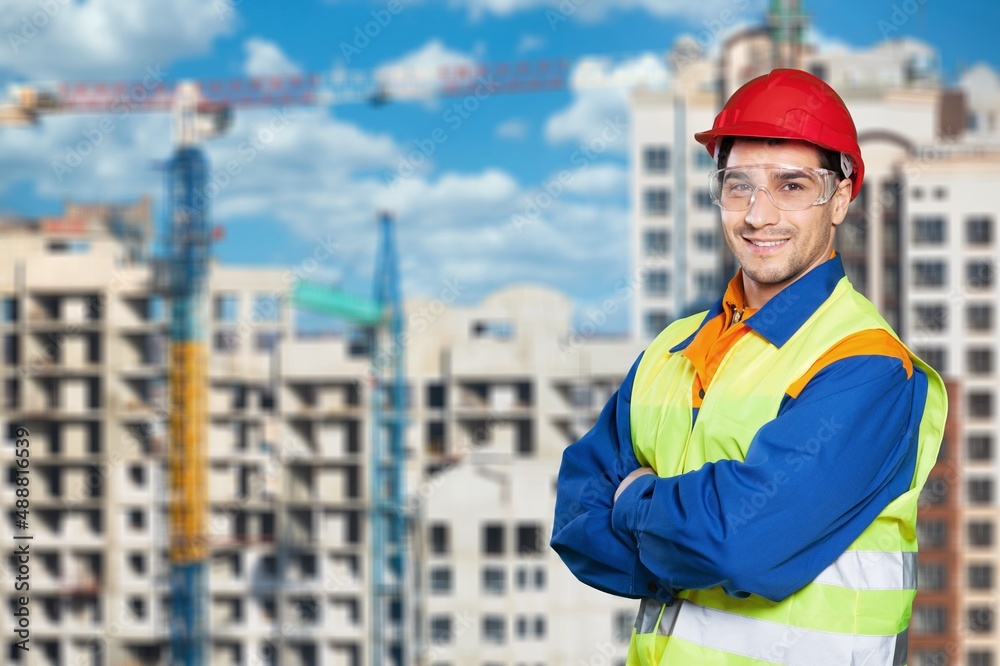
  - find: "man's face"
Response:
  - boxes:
[720,139,853,308]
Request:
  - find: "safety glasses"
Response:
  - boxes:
[708,164,841,211]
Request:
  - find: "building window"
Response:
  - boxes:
[214,294,238,322]
[430,615,453,643]
[969,348,994,374]
[967,216,994,245]
[613,611,634,643]
[1,297,17,322]
[695,272,718,297]
[534,616,546,638]
[969,564,994,590]
[482,615,506,644]
[644,146,669,173]
[643,271,670,297]
[914,348,946,375]
[912,261,947,288]
[515,567,528,590]
[969,521,994,547]
[426,383,447,408]
[693,147,715,170]
[516,616,528,639]
[694,230,717,251]
[252,294,280,322]
[693,189,714,210]
[911,607,946,634]
[644,311,670,337]
[429,523,449,555]
[969,607,994,634]
[967,260,995,289]
[912,216,946,244]
[933,187,947,200]
[482,567,505,595]
[969,392,994,418]
[913,304,947,331]
[429,567,452,595]
[643,188,670,216]
[534,566,546,590]
[917,520,946,547]
[969,435,994,462]
[912,651,949,666]
[128,509,145,530]
[968,303,994,331]
[969,478,994,505]
[482,523,505,556]
[918,563,946,590]
[970,652,994,666]
[516,524,543,556]
[255,331,281,352]
[214,330,239,354]
[643,229,670,256]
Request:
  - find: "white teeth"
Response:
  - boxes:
[750,239,786,247]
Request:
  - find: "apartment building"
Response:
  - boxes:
[0,202,650,666]
[403,286,644,666]
[0,201,369,665]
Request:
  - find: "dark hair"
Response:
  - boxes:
[716,136,845,179]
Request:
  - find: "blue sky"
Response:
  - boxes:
[1,0,998,333]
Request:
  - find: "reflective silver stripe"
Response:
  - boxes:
[634,598,661,634]
[893,629,909,666]
[634,599,907,666]
[813,550,917,590]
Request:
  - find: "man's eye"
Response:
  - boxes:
[727,182,752,193]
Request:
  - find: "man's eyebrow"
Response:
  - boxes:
[722,169,750,180]
[772,168,812,180]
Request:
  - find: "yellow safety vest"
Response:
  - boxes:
[627,277,947,665]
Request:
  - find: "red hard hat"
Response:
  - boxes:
[694,68,864,200]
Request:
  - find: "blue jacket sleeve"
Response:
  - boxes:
[550,353,674,603]
[611,354,928,602]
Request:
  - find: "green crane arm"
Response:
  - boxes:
[291,279,385,325]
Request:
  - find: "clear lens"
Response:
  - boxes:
[708,164,840,211]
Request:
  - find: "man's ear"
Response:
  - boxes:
[830,178,853,227]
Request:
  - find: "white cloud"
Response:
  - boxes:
[496,118,529,139]
[450,0,765,23]
[806,27,854,55]
[374,40,479,103]
[244,37,301,77]
[517,34,545,54]
[561,163,627,196]
[545,52,669,150]
[0,0,234,80]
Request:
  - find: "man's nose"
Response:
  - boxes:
[744,186,780,227]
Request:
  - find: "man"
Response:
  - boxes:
[551,68,947,665]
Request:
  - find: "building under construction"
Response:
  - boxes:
[0,198,650,665]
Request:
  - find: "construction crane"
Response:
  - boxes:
[290,212,407,666]
[0,52,668,666]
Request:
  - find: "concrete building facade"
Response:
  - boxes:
[0,203,647,666]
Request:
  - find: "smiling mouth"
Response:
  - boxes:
[745,238,788,247]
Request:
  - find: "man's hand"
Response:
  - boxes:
[614,467,656,503]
